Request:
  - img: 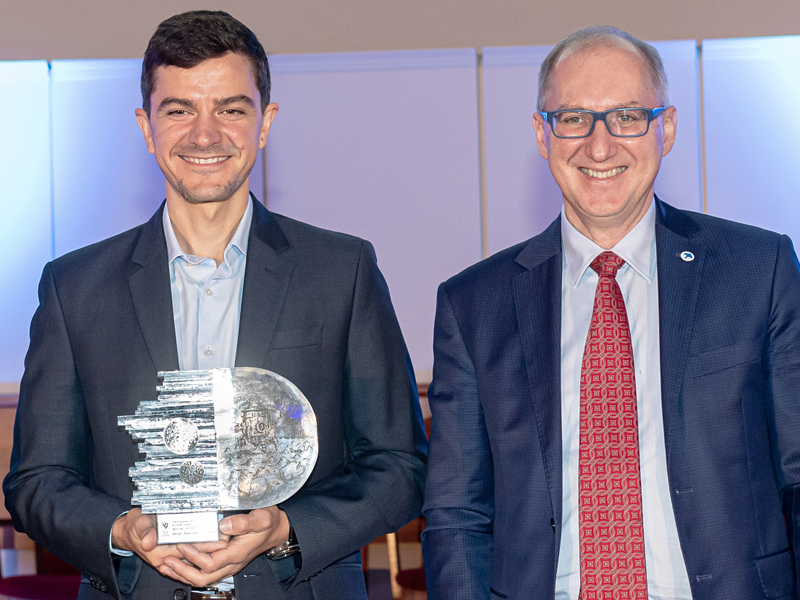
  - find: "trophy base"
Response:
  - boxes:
[157,511,220,544]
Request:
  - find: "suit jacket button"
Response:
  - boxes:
[173,589,187,600]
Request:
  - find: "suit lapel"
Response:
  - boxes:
[235,198,294,369]
[512,218,563,528]
[129,203,180,372]
[655,198,705,462]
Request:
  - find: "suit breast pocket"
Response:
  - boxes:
[270,326,323,350]
[685,340,761,379]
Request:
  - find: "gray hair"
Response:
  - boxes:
[537,25,669,111]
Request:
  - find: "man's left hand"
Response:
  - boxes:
[159,506,291,586]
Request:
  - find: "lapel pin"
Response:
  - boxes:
[680,251,695,262]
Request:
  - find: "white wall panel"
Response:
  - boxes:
[702,36,800,242]
[51,60,164,257]
[267,50,483,376]
[0,61,52,382]
[651,41,703,214]
[482,41,702,256]
[481,46,560,256]
[50,59,265,258]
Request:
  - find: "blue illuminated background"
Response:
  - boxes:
[2,36,799,386]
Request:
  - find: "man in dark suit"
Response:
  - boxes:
[4,11,427,600]
[422,26,800,600]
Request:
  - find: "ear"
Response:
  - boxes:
[135,108,155,155]
[661,105,677,157]
[532,112,549,160]
[258,103,279,149]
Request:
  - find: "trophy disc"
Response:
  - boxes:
[119,367,318,514]
[220,368,318,509]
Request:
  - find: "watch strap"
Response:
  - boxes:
[266,523,300,560]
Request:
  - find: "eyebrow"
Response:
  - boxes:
[159,97,194,111]
[216,95,255,109]
[158,95,256,111]
[553,102,645,111]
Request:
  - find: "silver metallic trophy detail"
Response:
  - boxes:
[118,368,318,543]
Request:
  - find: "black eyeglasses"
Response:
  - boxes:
[538,107,669,139]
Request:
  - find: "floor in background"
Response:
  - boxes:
[364,539,425,599]
[366,569,392,599]
[366,570,426,600]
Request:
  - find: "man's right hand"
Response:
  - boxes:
[111,508,228,578]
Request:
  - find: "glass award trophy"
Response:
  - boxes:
[118,367,318,544]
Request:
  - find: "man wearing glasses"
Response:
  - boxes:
[422,26,800,599]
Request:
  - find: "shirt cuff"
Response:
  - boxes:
[109,511,134,557]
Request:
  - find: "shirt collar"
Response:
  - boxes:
[561,197,656,287]
[163,196,253,267]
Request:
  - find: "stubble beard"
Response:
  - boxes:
[168,143,251,205]
[173,175,246,205]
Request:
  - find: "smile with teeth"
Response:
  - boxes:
[580,166,627,179]
[181,156,230,164]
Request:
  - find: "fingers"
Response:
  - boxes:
[219,506,283,540]
[120,507,289,584]
[112,509,156,553]
[139,520,159,552]
[112,509,187,570]
[189,539,230,553]
[166,525,276,582]
[180,535,254,574]
[158,561,198,586]
[161,552,231,587]
[178,543,217,572]
[219,510,267,536]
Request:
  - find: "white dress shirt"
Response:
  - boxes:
[555,199,692,600]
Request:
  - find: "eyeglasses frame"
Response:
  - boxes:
[538,106,670,139]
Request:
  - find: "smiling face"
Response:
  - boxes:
[532,44,676,246]
[136,52,277,207]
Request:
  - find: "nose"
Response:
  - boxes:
[583,118,617,163]
[187,111,223,148]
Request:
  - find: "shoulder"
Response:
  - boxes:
[657,200,787,263]
[443,241,529,297]
[47,221,152,281]
[441,216,561,302]
[262,211,379,285]
[270,212,368,257]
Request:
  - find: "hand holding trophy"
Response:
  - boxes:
[119,367,318,544]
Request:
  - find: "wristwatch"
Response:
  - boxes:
[266,523,300,560]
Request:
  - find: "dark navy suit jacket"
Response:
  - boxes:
[422,199,800,600]
[4,198,428,600]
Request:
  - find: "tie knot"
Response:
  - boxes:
[590,251,625,277]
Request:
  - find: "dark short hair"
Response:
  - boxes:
[141,10,270,115]
[537,25,669,111]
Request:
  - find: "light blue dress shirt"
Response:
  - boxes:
[110,201,252,587]
[161,200,252,590]
[555,200,692,599]
[163,199,251,372]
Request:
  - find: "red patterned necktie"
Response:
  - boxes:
[579,251,647,599]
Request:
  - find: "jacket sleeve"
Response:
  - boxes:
[3,263,133,598]
[279,240,428,585]
[421,283,494,600]
[765,234,800,592]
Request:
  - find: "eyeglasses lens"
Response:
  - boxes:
[552,109,650,138]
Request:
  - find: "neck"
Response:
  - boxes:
[166,188,250,266]
[565,196,652,250]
